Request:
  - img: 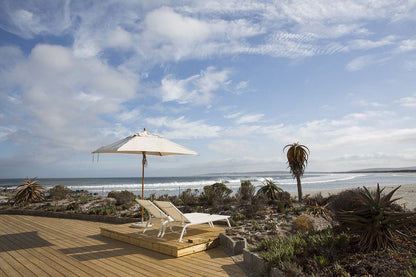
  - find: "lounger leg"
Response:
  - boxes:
[179,224,189,242]
[158,220,166,237]
[225,218,231,227]
[143,218,152,233]
[159,221,168,237]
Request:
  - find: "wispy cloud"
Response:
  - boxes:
[397,39,416,52]
[159,67,231,105]
[145,116,222,139]
[396,93,416,108]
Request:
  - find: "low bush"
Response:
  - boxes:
[201,182,232,206]
[327,188,364,213]
[237,180,255,203]
[89,201,116,216]
[256,228,351,274]
[180,189,200,206]
[107,190,135,206]
[48,185,72,201]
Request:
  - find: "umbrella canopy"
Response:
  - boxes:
[92,130,198,156]
[92,128,198,226]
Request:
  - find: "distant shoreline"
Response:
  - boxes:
[1,169,415,180]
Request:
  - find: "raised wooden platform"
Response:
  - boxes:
[100,221,226,257]
[0,215,247,276]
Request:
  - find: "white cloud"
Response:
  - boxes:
[0,1,72,39]
[1,0,415,63]
[346,55,372,71]
[159,67,230,105]
[0,44,138,157]
[207,139,250,155]
[136,7,264,62]
[236,114,264,124]
[347,35,395,50]
[397,39,416,52]
[117,108,141,122]
[396,94,416,107]
[224,112,242,119]
[354,100,383,107]
[145,116,222,139]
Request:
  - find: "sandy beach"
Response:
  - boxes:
[299,183,416,211]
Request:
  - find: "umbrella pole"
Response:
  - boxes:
[141,153,146,223]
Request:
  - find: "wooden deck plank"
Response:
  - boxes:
[2,219,103,277]
[0,251,32,277]
[8,216,197,277]
[7,213,237,274]
[0,231,53,277]
[4,216,129,277]
[0,223,76,277]
[0,215,246,277]
[0,255,22,277]
[13,216,145,276]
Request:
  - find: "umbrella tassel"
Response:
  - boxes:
[143,153,147,167]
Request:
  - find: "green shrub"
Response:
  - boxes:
[180,189,200,206]
[201,182,232,206]
[107,190,135,206]
[89,201,116,216]
[328,188,364,213]
[237,180,255,202]
[78,194,93,204]
[256,228,351,273]
[336,184,415,251]
[251,220,261,231]
[49,185,72,200]
[66,202,80,211]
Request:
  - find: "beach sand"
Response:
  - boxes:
[295,183,416,211]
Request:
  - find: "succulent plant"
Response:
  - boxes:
[12,177,46,205]
[283,142,309,201]
[256,179,283,201]
[335,184,415,251]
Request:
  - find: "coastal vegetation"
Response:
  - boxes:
[1,178,415,276]
[284,142,310,202]
[10,177,46,206]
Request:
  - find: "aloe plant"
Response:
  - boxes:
[12,178,46,205]
[284,142,309,202]
[335,184,415,251]
[256,179,283,201]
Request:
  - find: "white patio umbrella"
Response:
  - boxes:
[92,128,198,227]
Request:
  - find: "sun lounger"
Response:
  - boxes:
[135,199,173,237]
[153,200,231,242]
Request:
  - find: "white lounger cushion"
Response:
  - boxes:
[153,200,231,242]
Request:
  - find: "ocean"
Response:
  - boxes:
[1,172,416,197]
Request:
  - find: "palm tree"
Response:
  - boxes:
[283,142,310,202]
[256,179,282,201]
[12,178,46,205]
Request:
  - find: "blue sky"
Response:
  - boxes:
[0,1,415,178]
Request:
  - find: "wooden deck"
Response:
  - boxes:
[0,215,246,276]
[101,221,226,257]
